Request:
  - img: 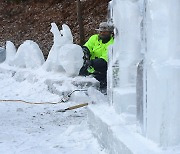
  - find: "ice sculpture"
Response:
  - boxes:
[5,41,16,64]
[11,40,45,68]
[43,23,83,76]
[58,44,83,76]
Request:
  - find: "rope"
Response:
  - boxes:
[0,89,88,105]
[0,99,62,105]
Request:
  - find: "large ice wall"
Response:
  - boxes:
[102,0,180,152]
[11,40,45,68]
[115,0,141,87]
[144,0,180,146]
[109,0,141,114]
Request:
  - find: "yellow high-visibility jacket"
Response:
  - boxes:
[84,34,114,73]
[84,34,114,62]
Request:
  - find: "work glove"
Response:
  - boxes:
[79,59,92,76]
[79,59,91,76]
[84,59,92,67]
[79,46,91,76]
[82,46,90,61]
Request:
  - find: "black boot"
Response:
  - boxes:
[99,80,107,95]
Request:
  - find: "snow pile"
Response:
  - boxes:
[88,87,107,104]
[108,0,180,150]
[8,40,45,68]
[42,23,83,76]
[0,70,105,154]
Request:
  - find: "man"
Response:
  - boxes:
[79,22,114,93]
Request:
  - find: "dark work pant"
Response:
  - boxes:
[79,58,107,89]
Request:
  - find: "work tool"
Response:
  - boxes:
[59,89,87,103]
[56,103,88,112]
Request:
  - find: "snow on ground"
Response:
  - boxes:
[0,66,106,154]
